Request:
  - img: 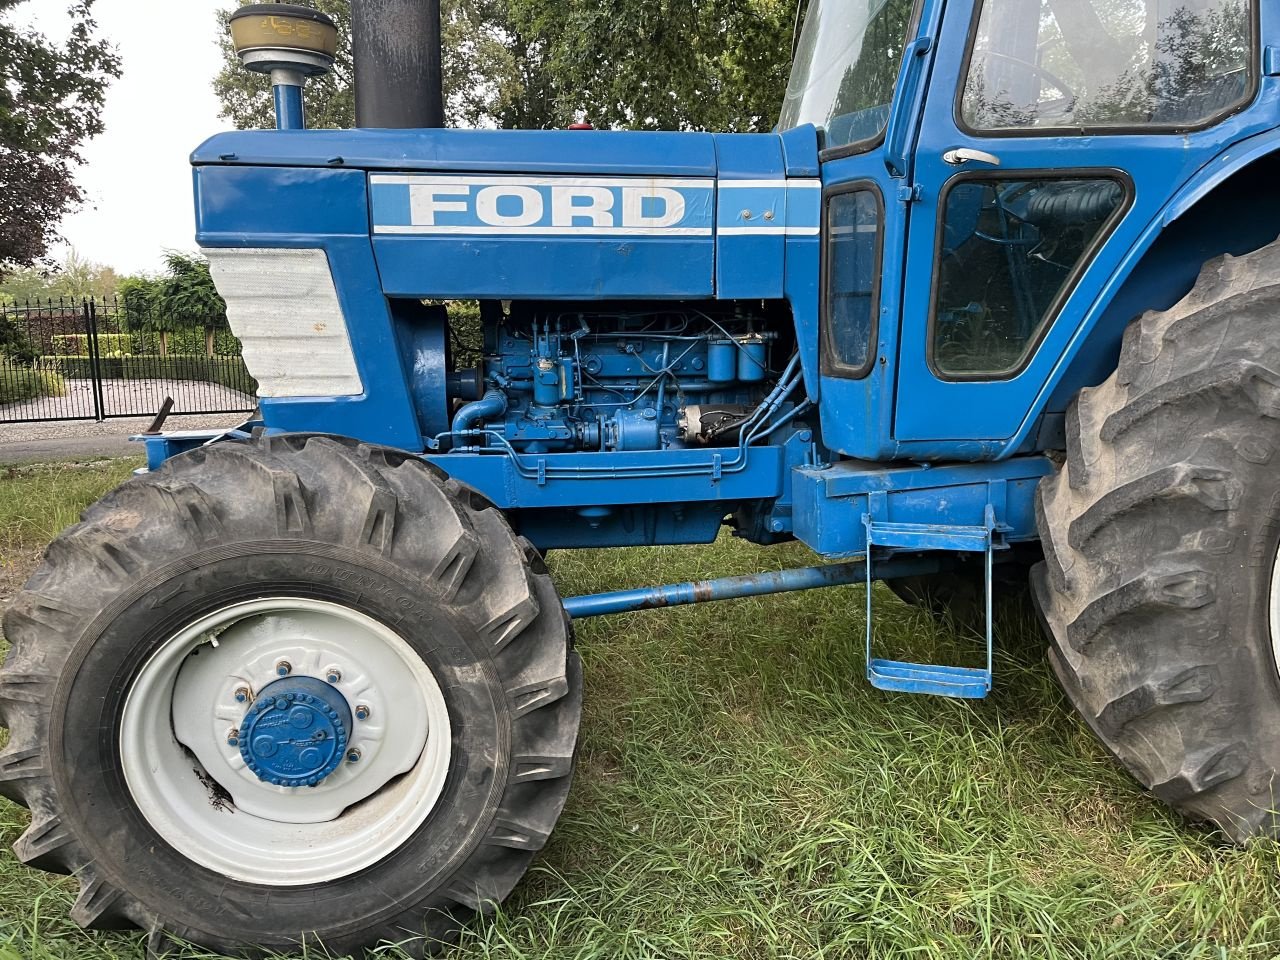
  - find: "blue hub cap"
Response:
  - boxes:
[238,676,352,787]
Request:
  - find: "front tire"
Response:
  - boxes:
[1034,240,1280,840]
[0,434,581,955]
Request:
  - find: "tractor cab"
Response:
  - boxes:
[782,0,1268,461]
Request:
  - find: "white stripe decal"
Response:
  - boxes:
[376,224,713,236]
[718,179,822,190]
[716,226,820,236]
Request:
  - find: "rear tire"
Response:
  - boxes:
[0,433,581,956]
[1034,239,1280,840]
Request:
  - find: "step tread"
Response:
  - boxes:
[867,658,992,699]
[866,520,991,552]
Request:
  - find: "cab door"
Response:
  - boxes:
[892,0,1263,450]
[799,0,942,458]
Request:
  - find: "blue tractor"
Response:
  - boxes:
[3,0,1278,953]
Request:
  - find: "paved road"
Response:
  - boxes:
[0,412,248,464]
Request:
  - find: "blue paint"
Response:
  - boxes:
[791,457,1051,558]
[863,504,996,699]
[273,83,305,130]
[193,128,720,176]
[237,676,351,788]
[706,341,736,382]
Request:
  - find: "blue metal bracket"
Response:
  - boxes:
[862,503,997,699]
[1265,46,1280,77]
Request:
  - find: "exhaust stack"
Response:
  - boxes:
[352,0,444,128]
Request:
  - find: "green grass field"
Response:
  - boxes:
[1,459,1278,959]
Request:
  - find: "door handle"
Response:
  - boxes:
[943,148,1002,166]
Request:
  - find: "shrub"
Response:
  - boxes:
[0,364,67,405]
[51,332,133,356]
[0,315,38,365]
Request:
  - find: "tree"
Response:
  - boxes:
[156,252,227,359]
[0,1,121,275]
[117,273,167,354]
[507,0,795,132]
[212,0,794,132]
[118,254,226,358]
[0,250,119,304]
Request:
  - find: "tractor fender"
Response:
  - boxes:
[1014,126,1280,457]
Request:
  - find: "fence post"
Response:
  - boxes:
[84,299,106,422]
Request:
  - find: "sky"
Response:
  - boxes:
[14,0,231,275]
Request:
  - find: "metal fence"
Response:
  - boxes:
[0,298,258,424]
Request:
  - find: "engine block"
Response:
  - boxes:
[446,301,786,455]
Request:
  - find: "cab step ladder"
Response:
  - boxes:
[862,504,998,699]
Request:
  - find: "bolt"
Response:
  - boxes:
[226,727,239,747]
[347,747,362,764]
[770,520,785,532]
[799,431,812,442]
[324,666,342,684]
[275,660,292,677]
[763,210,775,221]
[740,209,752,220]
[355,704,371,721]
[233,686,251,703]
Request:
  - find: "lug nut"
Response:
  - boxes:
[324,666,342,684]
[233,686,251,703]
[226,727,240,747]
[346,747,362,763]
[275,660,291,677]
[355,704,371,721]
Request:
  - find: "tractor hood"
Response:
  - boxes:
[192,126,820,301]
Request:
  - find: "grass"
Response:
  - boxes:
[2,459,1279,958]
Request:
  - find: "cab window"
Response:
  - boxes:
[822,187,884,377]
[961,0,1254,132]
[780,0,917,150]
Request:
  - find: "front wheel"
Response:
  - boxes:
[0,434,581,956]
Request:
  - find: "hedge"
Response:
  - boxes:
[0,366,67,405]
[48,330,243,358]
[43,355,257,395]
[51,332,132,356]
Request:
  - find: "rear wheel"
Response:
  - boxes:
[1034,240,1280,839]
[0,433,581,956]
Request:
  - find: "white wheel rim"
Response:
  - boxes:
[120,597,451,885]
[1270,548,1280,678]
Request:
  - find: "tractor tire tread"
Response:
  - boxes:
[1034,236,1280,843]
[0,432,580,956]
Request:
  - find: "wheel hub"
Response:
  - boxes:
[237,676,352,787]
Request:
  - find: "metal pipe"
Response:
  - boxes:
[352,0,444,128]
[270,68,306,130]
[451,388,507,437]
[561,555,944,619]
